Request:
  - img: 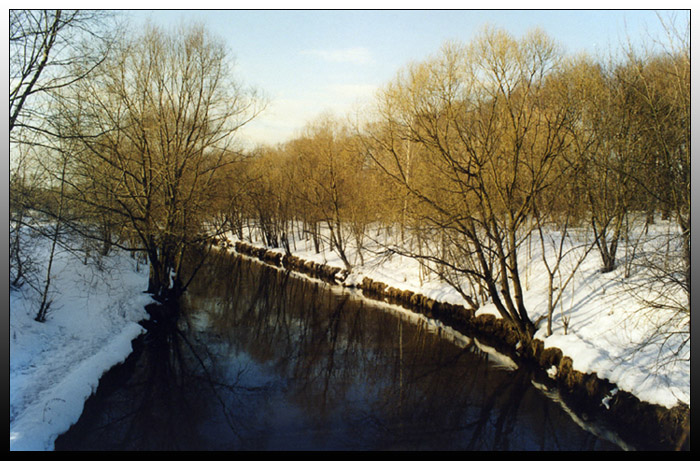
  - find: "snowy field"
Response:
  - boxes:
[9,219,690,451]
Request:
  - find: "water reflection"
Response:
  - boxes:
[56,251,623,451]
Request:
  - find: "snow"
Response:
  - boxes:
[9,219,690,450]
[9,235,151,451]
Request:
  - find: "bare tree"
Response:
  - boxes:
[9,9,116,277]
[625,14,690,301]
[53,22,264,304]
[611,13,690,366]
[9,9,117,137]
[363,29,570,340]
[288,114,366,270]
[9,10,120,319]
[9,142,40,289]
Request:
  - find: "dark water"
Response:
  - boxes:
[55,251,628,451]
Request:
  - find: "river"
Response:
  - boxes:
[54,250,629,450]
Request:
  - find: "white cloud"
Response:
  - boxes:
[327,83,378,100]
[301,47,374,65]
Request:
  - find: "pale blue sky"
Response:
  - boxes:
[125,8,688,147]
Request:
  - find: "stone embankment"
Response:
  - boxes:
[232,240,690,451]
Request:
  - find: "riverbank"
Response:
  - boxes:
[9,240,151,451]
[230,236,690,451]
[8,225,689,450]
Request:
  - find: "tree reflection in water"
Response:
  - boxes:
[56,251,625,451]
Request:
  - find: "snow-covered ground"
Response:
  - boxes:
[9,234,151,451]
[9,219,690,451]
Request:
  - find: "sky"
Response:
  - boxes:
[123,8,688,147]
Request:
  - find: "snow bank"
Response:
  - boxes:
[9,323,145,451]
[10,238,151,451]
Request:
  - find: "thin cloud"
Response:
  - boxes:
[301,47,374,65]
[327,83,378,101]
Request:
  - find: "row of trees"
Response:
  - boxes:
[217,116,384,270]
[216,23,689,341]
[9,12,689,347]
